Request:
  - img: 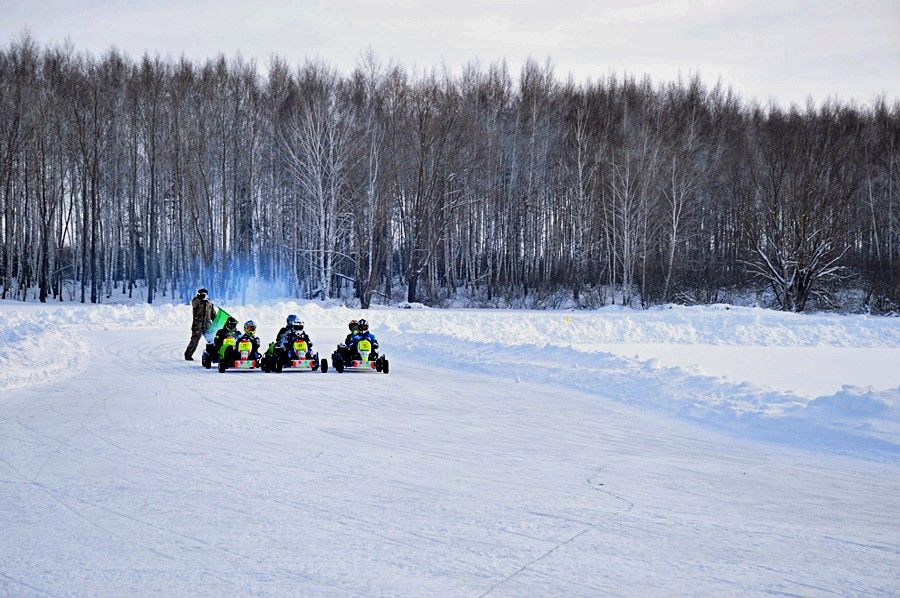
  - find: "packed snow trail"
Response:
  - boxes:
[0,305,898,595]
[3,302,899,456]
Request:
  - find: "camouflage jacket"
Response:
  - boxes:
[190,295,217,332]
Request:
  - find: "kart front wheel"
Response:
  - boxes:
[320,358,328,373]
[218,360,227,373]
[202,353,211,369]
[382,358,389,374]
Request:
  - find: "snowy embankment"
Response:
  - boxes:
[1,300,898,460]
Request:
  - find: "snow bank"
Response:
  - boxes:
[394,304,900,348]
[0,315,86,391]
[388,332,900,461]
[0,302,189,390]
[4,300,896,347]
[2,300,898,460]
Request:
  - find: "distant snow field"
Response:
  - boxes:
[0,300,897,595]
[591,343,900,397]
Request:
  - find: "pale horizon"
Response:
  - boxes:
[2,0,898,108]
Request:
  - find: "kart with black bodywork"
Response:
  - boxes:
[261,332,328,373]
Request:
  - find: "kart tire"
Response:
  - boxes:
[334,356,344,373]
[218,360,227,373]
[382,358,389,374]
[375,360,382,373]
[202,353,211,369]
[320,358,328,373]
[274,359,283,373]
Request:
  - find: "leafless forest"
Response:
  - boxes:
[1,36,898,310]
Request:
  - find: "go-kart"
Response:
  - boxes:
[217,335,260,373]
[200,307,235,369]
[201,342,219,369]
[262,335,328,373]
[332,339,389,374]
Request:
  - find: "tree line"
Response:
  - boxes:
[1,36,898,311]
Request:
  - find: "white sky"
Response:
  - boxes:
[2,0,898,107]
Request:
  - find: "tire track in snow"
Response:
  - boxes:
[0,570,55,597]
[477,466,638,596]
[0,453,179,565]
[477,519,604,597]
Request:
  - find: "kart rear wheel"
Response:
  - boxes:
[334,356,344,373]
[202,353,211,369]
[218,360,227,373]
[274,359,283,373]
[382,358,389,374]
[320,358,328,373]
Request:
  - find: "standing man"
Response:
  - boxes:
[184,287,217,361]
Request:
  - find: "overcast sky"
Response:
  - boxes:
[2,0,898,107]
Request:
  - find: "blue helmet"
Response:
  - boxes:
[286,314,303,330]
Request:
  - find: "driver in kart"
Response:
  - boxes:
[345,320,358,345]
[275,315,313,357]
[348,319,379,360]
[239,320,262,361]
[213,316,240,359]
[335,319,358,363]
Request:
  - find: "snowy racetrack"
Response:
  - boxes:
[1,302,898,595]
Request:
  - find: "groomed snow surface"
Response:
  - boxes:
[0,301,898,595]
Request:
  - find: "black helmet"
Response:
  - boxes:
[348,319,358,332]
[357,319,369,332]
[225,316,238,330]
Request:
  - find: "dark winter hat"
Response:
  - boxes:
[197,288,208,295]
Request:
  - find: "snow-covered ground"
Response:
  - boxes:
[592,342,899,397]
[0,300,898,594]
